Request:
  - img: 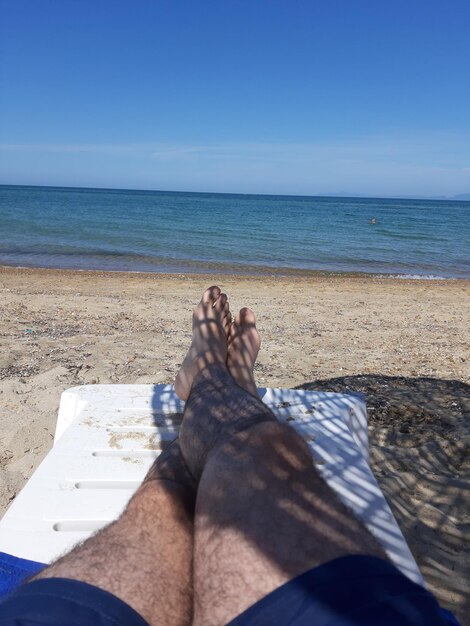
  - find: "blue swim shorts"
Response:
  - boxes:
[0,555,455,625]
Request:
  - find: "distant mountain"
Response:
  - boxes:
[322,192,470,201]
[427,194,470,201]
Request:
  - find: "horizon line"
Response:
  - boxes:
[1,182,470,203]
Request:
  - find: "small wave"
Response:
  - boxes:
[391,274,452,280]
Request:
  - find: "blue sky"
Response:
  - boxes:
[1,0,470,197]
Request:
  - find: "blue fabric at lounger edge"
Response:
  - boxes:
[0,551,461,625]
[0,551,46,600]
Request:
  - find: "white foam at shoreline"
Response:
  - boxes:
[389,274,452,280]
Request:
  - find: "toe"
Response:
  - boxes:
[239,307,256,325]
[202,285,221,305]
[227,319,236,344]
[222,299,231,318]
[214,292,228,310]
[222,310,232,335]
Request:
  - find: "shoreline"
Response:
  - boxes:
[1,265,469,622]
[1,263,468,283]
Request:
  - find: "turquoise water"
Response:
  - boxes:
[0,184,469,278]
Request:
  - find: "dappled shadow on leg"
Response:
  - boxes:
[180,365,395,625]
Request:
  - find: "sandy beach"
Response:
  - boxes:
[0,266,469,622]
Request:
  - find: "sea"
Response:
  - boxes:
[1,184,469,279]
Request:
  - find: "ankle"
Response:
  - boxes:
[189,362,231,393]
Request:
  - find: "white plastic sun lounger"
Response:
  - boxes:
[0,384,425,587]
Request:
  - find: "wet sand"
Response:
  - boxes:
[0,267,469,622]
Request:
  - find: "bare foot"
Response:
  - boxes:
[174,286,231,401]
[227,308,261,397]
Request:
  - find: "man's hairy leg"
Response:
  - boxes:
[33,441,196,626]
[30,284,232,626]
[182,366,386,626]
